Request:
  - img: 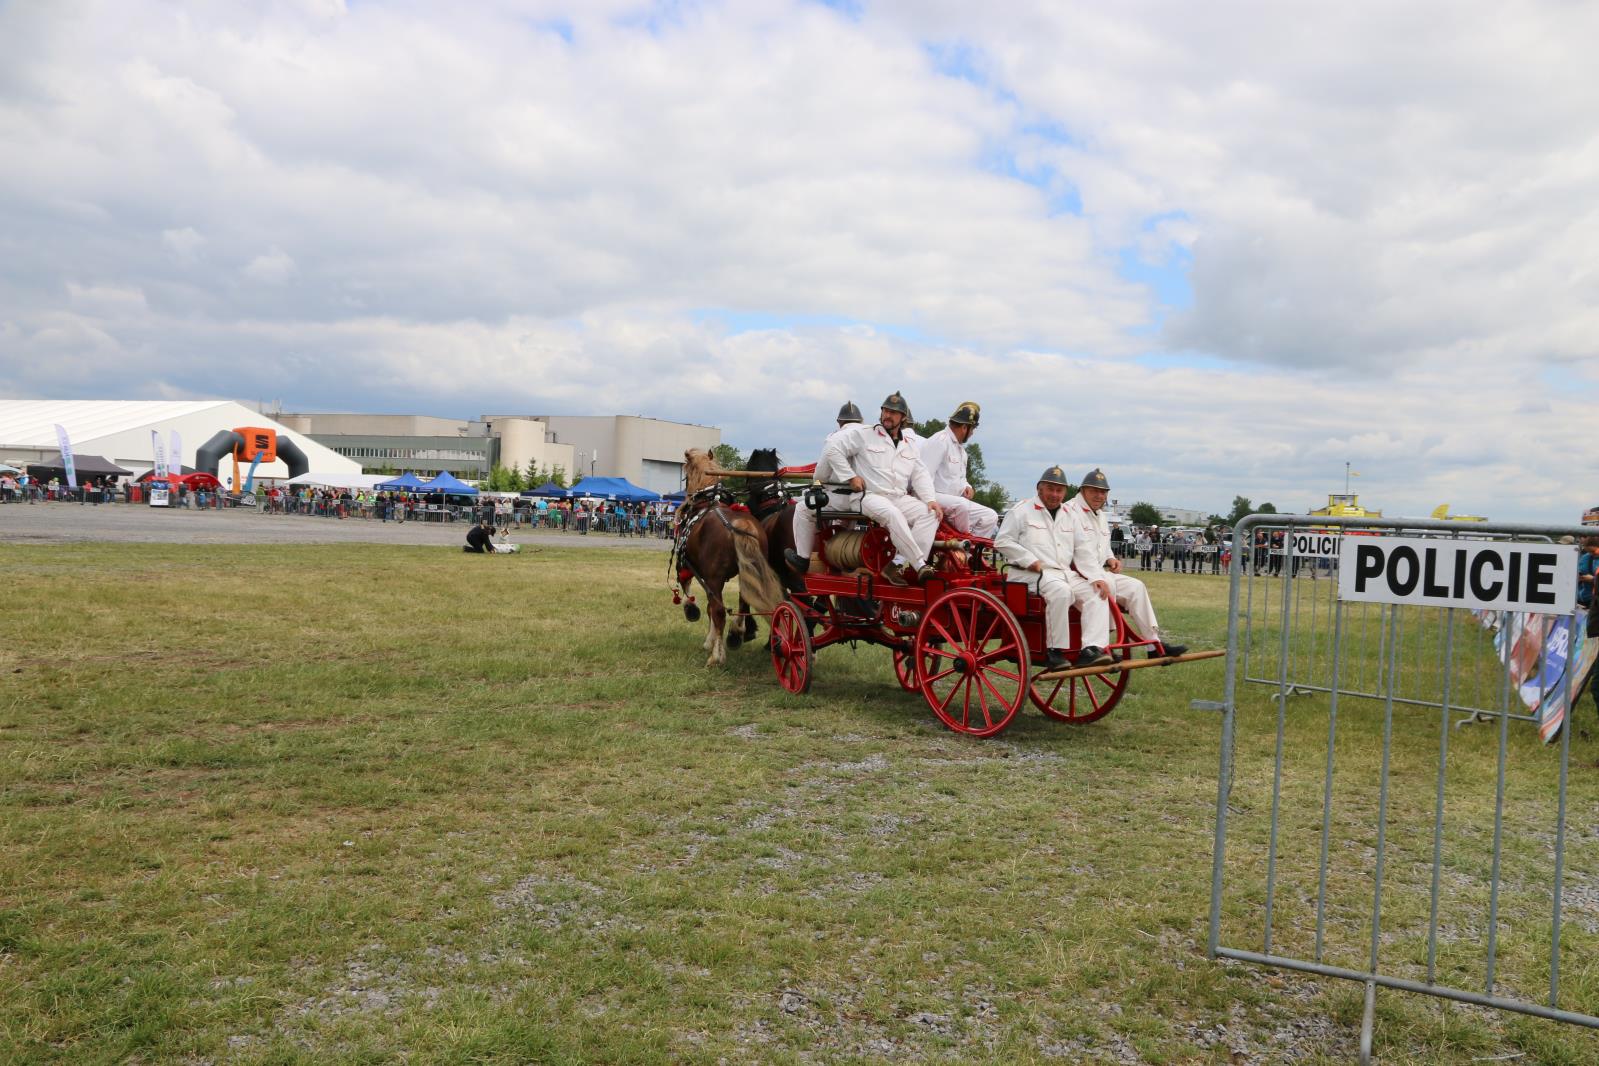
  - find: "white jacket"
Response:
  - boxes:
[1065,495,1114,582]
[995,495,1077,574]
[812,425,857,484]
[918,426,971,497]
[821,423,935,501]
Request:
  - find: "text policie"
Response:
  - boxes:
[1338,536,1576,615]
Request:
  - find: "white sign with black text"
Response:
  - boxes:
[1290,531,1341,558]
[1338,536,1575,614]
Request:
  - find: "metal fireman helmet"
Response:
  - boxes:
[880,391,911,417]
[1081,468,1110,491]
[948,401,981,427]
[1038,465,1069,487]
[836,401,863,424]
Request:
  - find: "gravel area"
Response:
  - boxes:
[0,501,671,550]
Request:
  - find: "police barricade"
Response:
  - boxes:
[1203,514,1598,1061]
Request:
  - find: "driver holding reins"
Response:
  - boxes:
[820,391,943,585]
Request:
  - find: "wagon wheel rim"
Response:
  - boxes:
[1031,602,1130,723]
[891,647,918,691]
[915,588,1028,738]
[769,600,813,695]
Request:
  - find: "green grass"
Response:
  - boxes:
[2,544,1597,1063]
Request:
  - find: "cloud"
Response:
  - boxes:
[1,0,1596,522]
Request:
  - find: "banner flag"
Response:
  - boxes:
[169,430,183,490]
[152,431,168,479]
[53,424,77,489]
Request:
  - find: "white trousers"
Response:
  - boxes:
[934,493,998,539]
[859,492,937,569]
[1104,572,1160,641]
[790,488,860,557]
[1015,569,1111,650]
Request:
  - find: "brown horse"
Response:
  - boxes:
[743,448,804,593]
[674,450,785,666]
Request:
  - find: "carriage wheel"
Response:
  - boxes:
[769,599,813,694]
[1030,608,1130,724]
[892,647,918,691]
[915,588,1028,738]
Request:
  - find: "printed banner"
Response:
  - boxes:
[53,423,77,489]
[1475,608,1598,743]
[151,430,168,480]
[1340,536,1576,615]
[169,430,183,489]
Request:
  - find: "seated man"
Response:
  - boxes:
[1066,469,1187,659]
[820,391,942,585]
[917,401,998,539]
[995,466,1111,671]
[463,517,494,553]
[785,401,864,573]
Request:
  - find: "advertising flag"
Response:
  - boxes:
[53,423,77,489]
[169,430,183,490]
[151,430,168,479]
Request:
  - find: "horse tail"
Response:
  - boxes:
[731,519,784,615]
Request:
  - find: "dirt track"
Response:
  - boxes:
[0,501,671,550]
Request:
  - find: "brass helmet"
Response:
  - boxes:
[1081,468,1110,491]
[836,401,863,424]
[948,401,980,427]
[879,391,911,417]
[1038,465,1069,487]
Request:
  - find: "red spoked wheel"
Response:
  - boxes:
[892,646,918,691]
[1030,610,1131,724]
[915,588,1029,738]
[769,599,813,694]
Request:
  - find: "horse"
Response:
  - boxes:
[672,449,786,666]
[743,448,804,593]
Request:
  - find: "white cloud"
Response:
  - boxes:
[0,0,1596,522]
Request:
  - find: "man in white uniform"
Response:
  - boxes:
[1065,468,1187,659]
[995,466,1111,671]
[785,401,864,573]
[917,401,998,540]
[820,391,942,585]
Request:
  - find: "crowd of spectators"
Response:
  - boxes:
[1111,526,1226,575]
[0,472,679,538]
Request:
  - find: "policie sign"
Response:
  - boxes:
[1337,536,1575,615]
[1290,531,1340,558]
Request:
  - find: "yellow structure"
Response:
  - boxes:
[1310,493,1381,518]
[1430,503,1487,523]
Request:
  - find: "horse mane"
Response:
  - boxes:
[683,448,720,494]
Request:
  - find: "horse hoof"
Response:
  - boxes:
[684,603,701,622]
[726,631,743,651]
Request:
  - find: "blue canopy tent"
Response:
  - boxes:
[376,472,430,491]
[567,476,660,502]
[521,481,570,498]
[424,470,478,496]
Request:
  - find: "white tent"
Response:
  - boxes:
[286,472,392,490]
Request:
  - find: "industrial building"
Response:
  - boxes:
[275,411,719,493]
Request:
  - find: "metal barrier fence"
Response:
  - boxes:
[1203,514,1599,1062]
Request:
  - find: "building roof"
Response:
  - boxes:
[0,400,231,447]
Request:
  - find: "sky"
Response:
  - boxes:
[2,0,1597,522]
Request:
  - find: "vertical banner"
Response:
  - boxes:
[151,430,168,479]
[169,429,183,491]
[53,423,77,489]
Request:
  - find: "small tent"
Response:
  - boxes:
[425,470,478,496]
[567,476,660,502]
[376,472,430,491]
[522,481,569,498]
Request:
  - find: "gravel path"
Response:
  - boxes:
[0,501,671,550]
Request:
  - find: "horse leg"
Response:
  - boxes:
[739,593,759,644]
[702,581,727,667]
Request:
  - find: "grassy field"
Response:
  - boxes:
[3,543,1598,1064]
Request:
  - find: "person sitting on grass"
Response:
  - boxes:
[463,517,494,553]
